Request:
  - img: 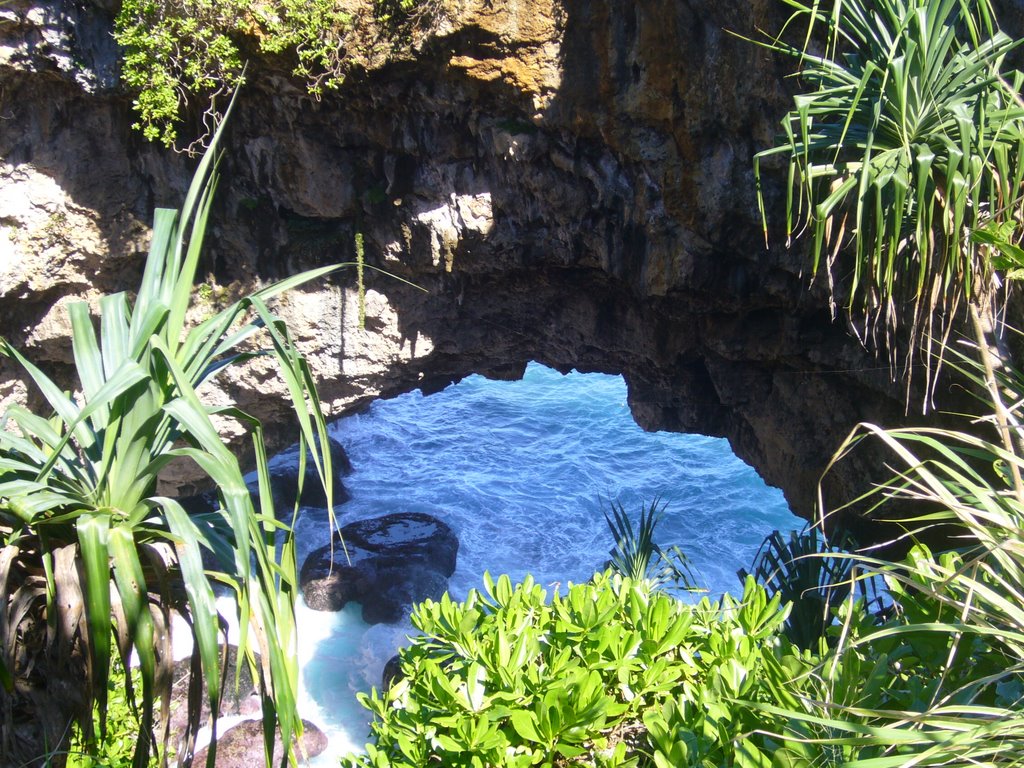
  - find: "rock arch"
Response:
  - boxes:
[1,0,931,539]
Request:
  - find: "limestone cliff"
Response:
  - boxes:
[0,0,966,538]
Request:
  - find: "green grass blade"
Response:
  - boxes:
[99,293,132,378]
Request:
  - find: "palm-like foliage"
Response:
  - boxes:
[603,499,701,593]
[775,344,1024,765]
[755,0,1024,394]
[739,526,879,650]
[745,1,1024,760]
[0,99,338,767]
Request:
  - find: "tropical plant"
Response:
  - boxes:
[739,526,880,650]
[743,0,1024,760]
[753,0,1024,399]
[342,571,812,768]
[0,97,338,767]
[603,499,701,594]
[751,341,1024,765]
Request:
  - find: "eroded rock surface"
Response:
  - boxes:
[167,646,327,765]
[167,646,261,751]
[300,512,459,623]
[1,0,999,538]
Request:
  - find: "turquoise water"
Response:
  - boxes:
[292,362,801,762]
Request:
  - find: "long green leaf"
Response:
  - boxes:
[77,513,112,741]
[159,497,222,732]
[108,525,158,768]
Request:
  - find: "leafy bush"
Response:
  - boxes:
[115,0,248,146]
[114,0,440,147]
[342,571,818,768]
[343,529,1024,767]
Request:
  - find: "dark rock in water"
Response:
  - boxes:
[166,645,327,766]
[382,653,404,691]
[176,492,217,517]
[300,512,458,623]
[178,437,352,519]
[191,718,327,768]
[361,564,450,625]
[264,435,353,511]
[342,512,458,574]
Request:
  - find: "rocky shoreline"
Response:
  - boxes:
[170,441,461,765]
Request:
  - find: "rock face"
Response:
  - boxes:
[300,512,459,623]
[2,0,1008,537]
[167,646,262,750]
[167,646,328,765]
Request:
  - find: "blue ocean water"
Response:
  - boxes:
[292,362,801,762]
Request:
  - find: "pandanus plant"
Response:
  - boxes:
[603,499,700,594]
[752,338,1024,766]
[0,98,338,767]
[754,0,1024,403]
[739,526,882,650]
[746,0,1024,762]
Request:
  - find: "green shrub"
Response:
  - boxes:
[114,0,437,147]
[342,572,818,768]
[67,655,166,768]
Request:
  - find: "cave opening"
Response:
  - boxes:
[308,360,800,596]
[289,360,802,763]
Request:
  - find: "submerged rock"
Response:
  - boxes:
[176,436,352,519]
[382,653,405,691]
[300,511,458,623]
[167,645,261,754]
